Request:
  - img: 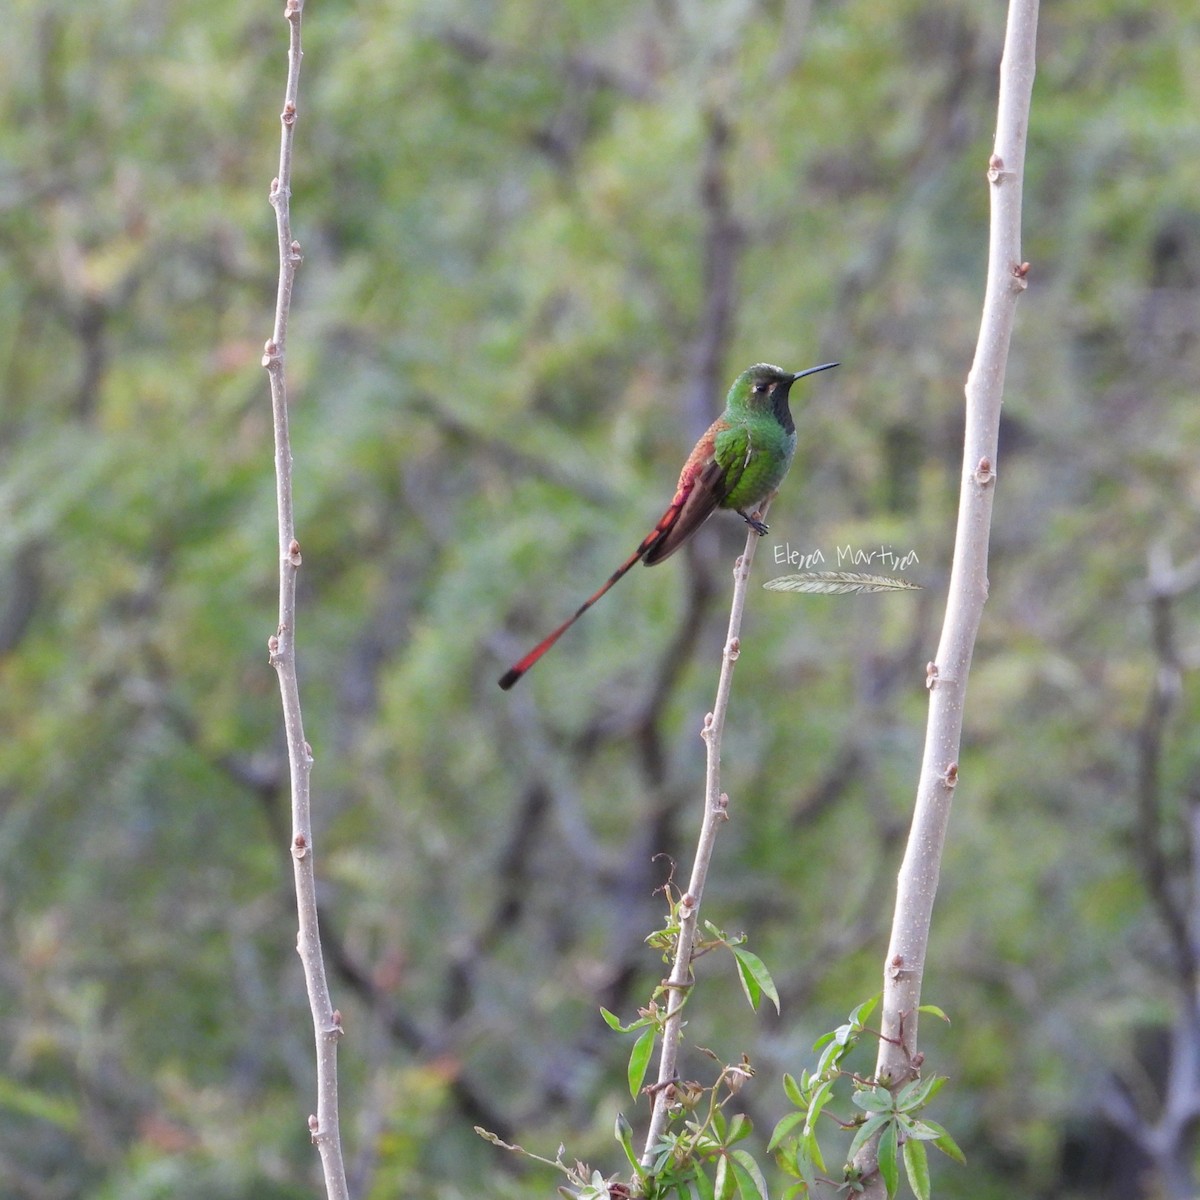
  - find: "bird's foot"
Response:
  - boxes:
[741,511,770,536]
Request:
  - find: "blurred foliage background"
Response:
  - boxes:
[2,0,1199,1197]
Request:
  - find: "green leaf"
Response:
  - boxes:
[851,1085,894,1113]
[767,1109,808,1153]
[715,1154,733,1200]
[896,1074,945,1111]
[730,1149,769,1200]
[732,948,781,1014]
[901,1119,935,1141]
[802,1126,827,1175]
[727,1112,751,1145]
[650,1133,680,1175]
[923,1120,967,1165]
[792,1133,818,1192]
[848,993,882,1029]
[814,1040,841,1076]
[845,1113,888,1163]
[903,1138,931,1200]
[783,1072,806,1107]
[878,1121,899,1199]
[806,1078,836,1131]
[628,1026,655,1099]
[601,1006,647,1033]
[712,1106,729,1141]
[738,960,761,1009]
[917,1004,950,1023]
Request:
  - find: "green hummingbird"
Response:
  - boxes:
[498,360,838,689]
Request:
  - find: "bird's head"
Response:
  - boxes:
[730,361,839,432]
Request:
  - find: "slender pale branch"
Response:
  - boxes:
[261,3,350,1197]
[639,506,770,1168]
[856,0,1039,1184]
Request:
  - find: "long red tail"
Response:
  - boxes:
[498,500,683,689]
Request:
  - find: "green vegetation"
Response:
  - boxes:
[1,1,1198,1197]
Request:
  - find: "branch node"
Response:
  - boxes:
[293,832,308,859]
[726,636,741,661]
[308,1113,320,1141]
[925,661,939,689]
[328,1009,345,1039]
[287,538,303,567]
[715,792,730,821]
[987,152,1005,183]
[282,101,298,127]
[262,339,280,367]
[942,762,960,788]
[644,1076,681,1099]
[974,456,996,486]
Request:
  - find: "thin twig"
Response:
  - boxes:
[1135,544,1194,988]
[1099,549,1200,1197]
[639,507,771,1167]
[682,107,743,443]
[853,0,1039,1189]
[261,3,350,1197]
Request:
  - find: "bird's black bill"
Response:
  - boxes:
[792,361,839,381]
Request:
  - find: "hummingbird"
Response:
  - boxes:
[498,360,838,689]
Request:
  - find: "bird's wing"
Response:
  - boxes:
[642,452,735,565]
[712,424,753,497]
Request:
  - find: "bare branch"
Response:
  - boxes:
[855,0,1039,1188]
[640,510,771,1166]
[262,3,350,1196]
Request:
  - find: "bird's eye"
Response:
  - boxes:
[752,381,768,394]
